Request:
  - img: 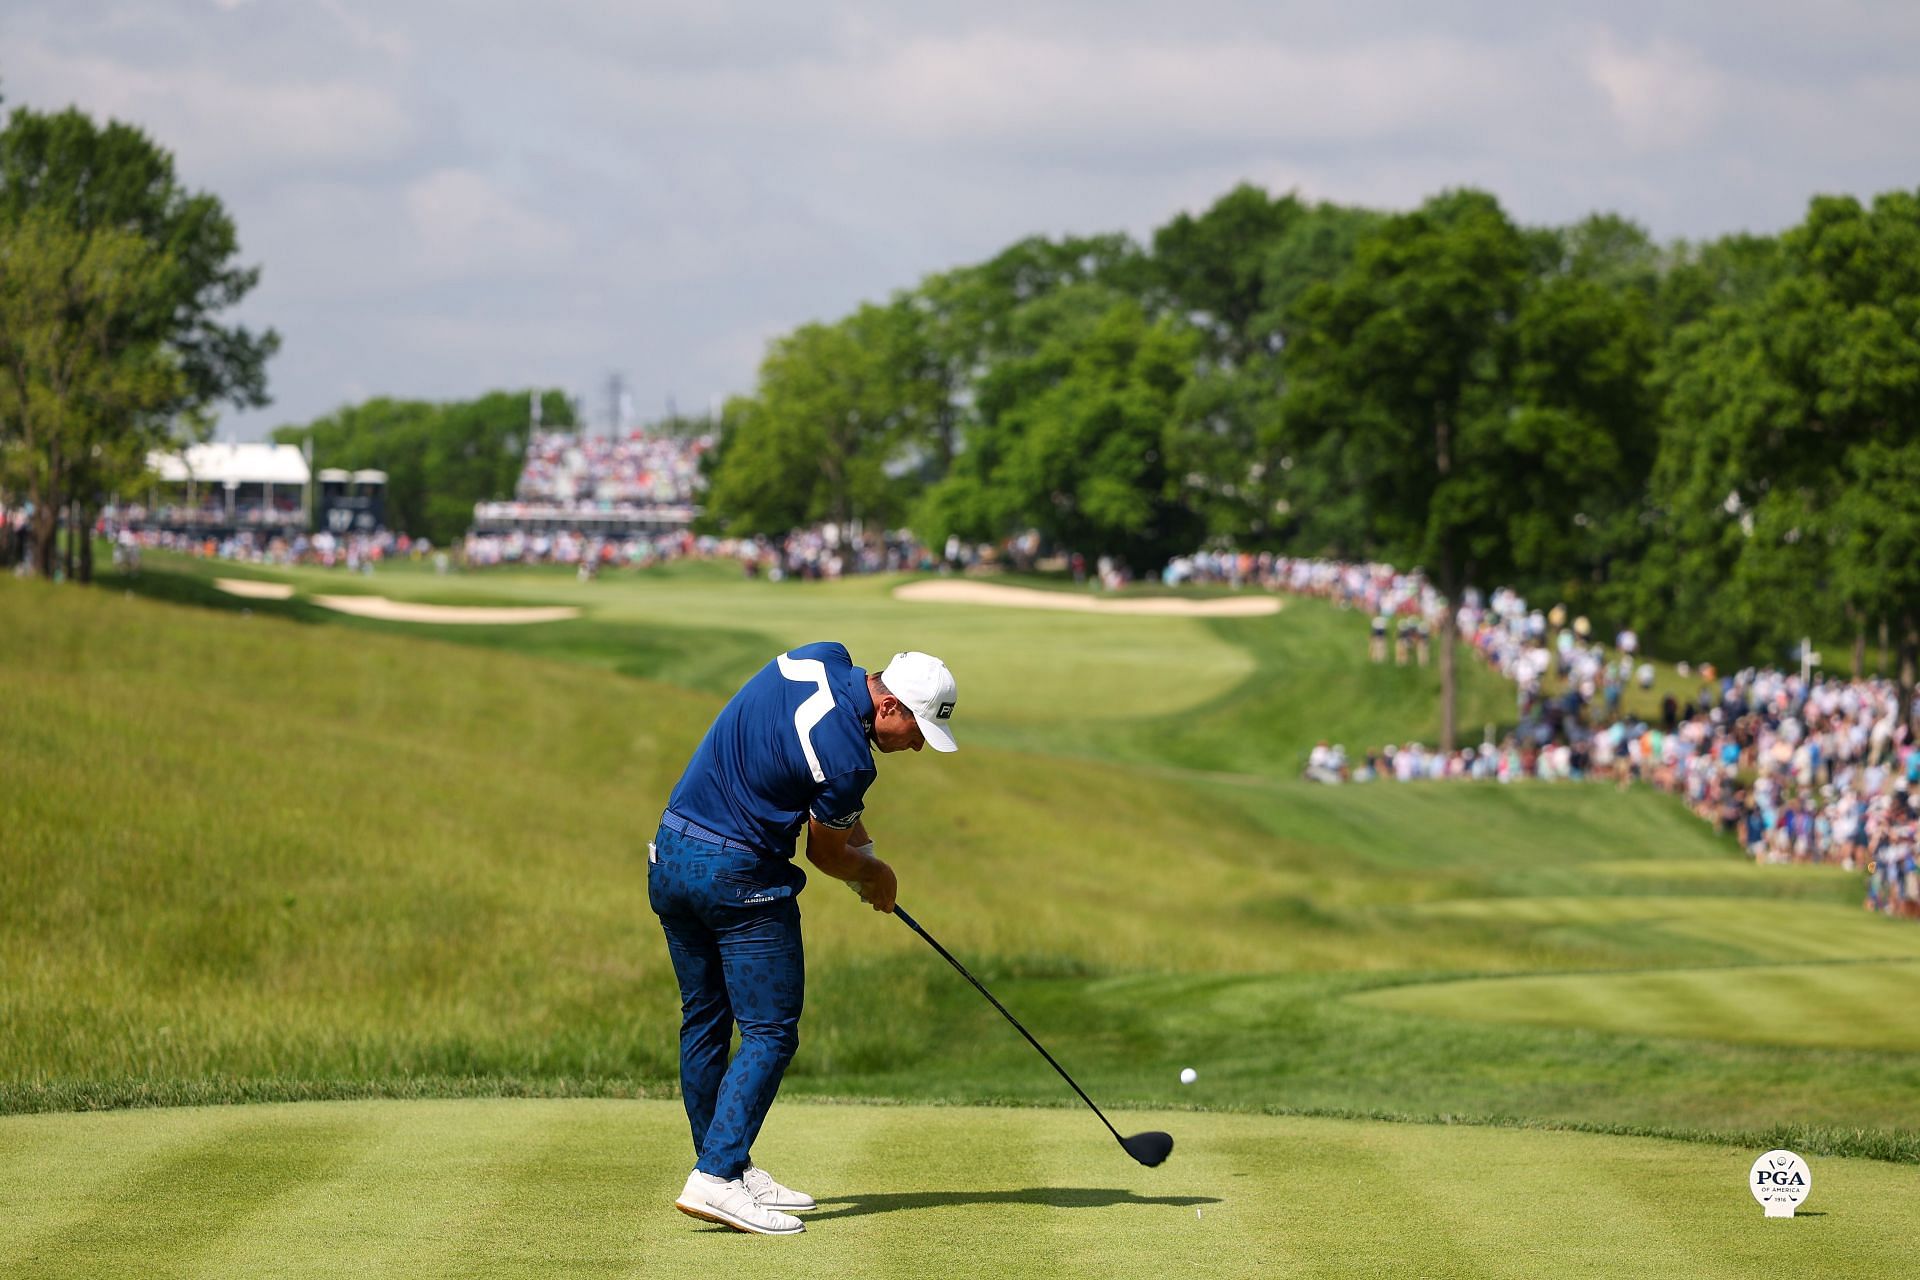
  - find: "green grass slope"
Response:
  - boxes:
[0,1099,1904,1280]
[6,570,1920,1164]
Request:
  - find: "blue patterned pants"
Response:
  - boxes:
[648,823,806,1180]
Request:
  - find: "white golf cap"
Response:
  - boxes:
[880,651,959,752]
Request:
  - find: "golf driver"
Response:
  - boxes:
[891,901,1174,1168]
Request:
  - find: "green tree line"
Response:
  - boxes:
[706,183,1920,744]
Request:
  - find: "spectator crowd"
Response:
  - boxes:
[513,429,711,510]
[458,523,933,580]
[100,525,421,574]
[1241,552,1920,917]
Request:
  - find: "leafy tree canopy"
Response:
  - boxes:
[0,102,275,580]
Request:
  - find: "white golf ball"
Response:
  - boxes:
[1180,1067,1198,1085]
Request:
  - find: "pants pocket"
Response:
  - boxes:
[711,869,795,907]
[710,854,807,908]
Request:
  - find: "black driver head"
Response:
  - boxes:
[1121,1130,1174,1167]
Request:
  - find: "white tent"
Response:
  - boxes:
[148,442,310,486]
[144,442,312,529]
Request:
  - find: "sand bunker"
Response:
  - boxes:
[214,578,296,600]
[893,580,1281,617]
[313,596,581,625]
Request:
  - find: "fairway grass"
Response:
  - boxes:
[104,551,1517,758]
[119,556,1261,726]
[0,1098,1906,1280]
[1357,959,1920,1052]
[10,560,1920,1279]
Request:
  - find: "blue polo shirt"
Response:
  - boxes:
[666,641,877,858]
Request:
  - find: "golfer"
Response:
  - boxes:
[652,643,958,1235]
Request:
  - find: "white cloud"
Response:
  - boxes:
[599,30,1540,155]
[402,168,572,276]
[1586,34,1728,150]
[5,40,417,179]
[313,0,413,60]
[12,1,1913,440]
[846,33,1520,148]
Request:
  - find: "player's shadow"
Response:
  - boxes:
[808,1188,1220,1220]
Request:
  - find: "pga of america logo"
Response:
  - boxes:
[1749,1150,1811,1218]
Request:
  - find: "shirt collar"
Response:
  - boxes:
[851,666,875,732]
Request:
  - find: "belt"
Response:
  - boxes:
[660,809,760,855]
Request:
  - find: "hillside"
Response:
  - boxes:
[5,572,1919,1161]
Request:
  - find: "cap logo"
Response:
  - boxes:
[937,701,955,720]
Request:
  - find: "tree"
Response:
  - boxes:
[1656,231,1783,335]
[0,210,184,576]
[1511,216,1661,610]
[1280,190,1652,748]
[1651,189,1920,677]
[0,104,277,579]
[1163,361,1286,543]
[1169,200,1388,551]
[702,305,923,537]
[1835,442,1920,733]
[891,232,1152,480]
[1152,184,1303,363]
[918,293,1202,570]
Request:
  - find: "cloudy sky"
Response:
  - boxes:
[7,1,1919,439]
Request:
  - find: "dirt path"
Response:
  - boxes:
[892,579,1281,617]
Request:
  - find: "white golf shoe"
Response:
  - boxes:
[743,1164,817,1213]
[674,1169,805,1235]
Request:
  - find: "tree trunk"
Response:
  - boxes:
[1437,554,1459,753]
[63,501,78,582]
[1902,611,1917,746]
[30,498,58,579]
[1433,408,1456,753]
[79,505,95,584]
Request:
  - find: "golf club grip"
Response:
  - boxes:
[891,904,1124,1144]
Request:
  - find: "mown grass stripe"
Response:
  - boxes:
[0,1109,221,1272]
[162,1100,533,1280]
[20,1111,367,1279]
[438,1100,651,1278]
[1353,957,1920,1056]
[843,1102,1076,1280]
[10,1100,1920,1277]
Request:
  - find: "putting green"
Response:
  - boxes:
[0,1099,1904,1279]
[1354,958,1920,1053]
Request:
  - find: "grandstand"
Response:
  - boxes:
[473,428,711,535]
[106,442,314,536]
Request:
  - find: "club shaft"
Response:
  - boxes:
[891,904,1124,1145]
